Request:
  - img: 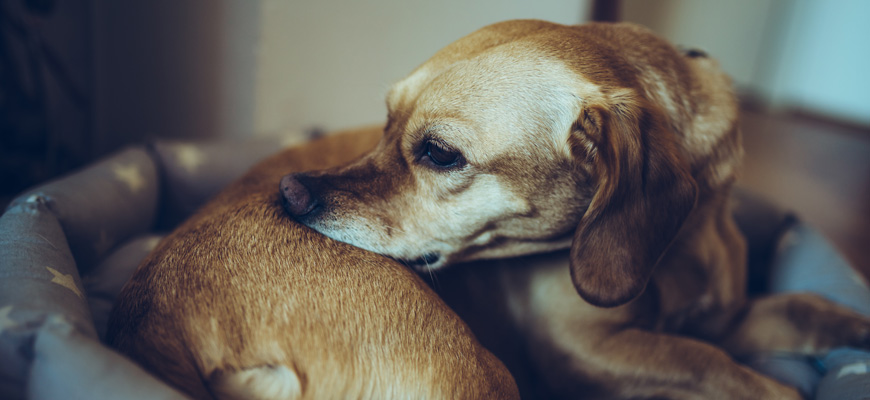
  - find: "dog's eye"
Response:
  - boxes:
[421,140,465,169]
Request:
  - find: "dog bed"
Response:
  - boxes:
[1,137,868,399]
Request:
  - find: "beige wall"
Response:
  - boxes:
[89,0,865,149]
[759,0,870,125]
[90,1,591,145]
[253,0,591,136]
[623,0,870,126]
[92,1,226,150]
[622,0,776,92]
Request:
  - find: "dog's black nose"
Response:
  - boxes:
[280,173,318,217]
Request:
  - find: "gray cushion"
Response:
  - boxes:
[0,195,96,399]
[29,314,186,400]
[83,234,165,341]
[0,139,283,399]
[7,148,159,275]
[1,137,867,399]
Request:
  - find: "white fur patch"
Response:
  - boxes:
[644,72,679,119]
[210,365,302,400]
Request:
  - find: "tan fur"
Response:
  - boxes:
[106,127,519,400]
[281,20,870,399]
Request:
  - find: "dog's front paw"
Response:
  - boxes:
[787,293,870,353]
[827,313,870,351]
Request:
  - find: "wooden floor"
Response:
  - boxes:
[738,108,870,278]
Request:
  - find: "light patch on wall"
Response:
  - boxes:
[253,0,590,136]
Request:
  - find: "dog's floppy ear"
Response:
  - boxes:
[569,90,697,308]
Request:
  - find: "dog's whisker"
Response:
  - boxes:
[425,259,441,291]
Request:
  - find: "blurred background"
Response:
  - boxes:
[1,0,867,273]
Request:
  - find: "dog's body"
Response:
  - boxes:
[280,20,870,399]
[107,127,519,400]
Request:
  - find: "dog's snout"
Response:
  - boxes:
[280,173,318,218]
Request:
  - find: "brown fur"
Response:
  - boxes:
[279,21,870,399]
[107,126,519,400]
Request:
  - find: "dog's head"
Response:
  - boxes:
[281,20,740,307]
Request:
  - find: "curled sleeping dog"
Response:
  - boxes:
[107,127,519,400]
[280,20,870,399]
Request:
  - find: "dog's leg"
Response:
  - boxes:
[508,255,801,399]
[717,293,870,359]
[532,325,802,400]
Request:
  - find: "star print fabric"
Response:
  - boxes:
[0,147,164,399]
[0,138,287,399]
[6,148,159,275]
[0,192,97,396]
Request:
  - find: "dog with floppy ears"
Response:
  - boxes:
[280,20,870,399]
[107,127,519,399]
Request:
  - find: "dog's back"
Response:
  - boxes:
[107,127,518,399]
